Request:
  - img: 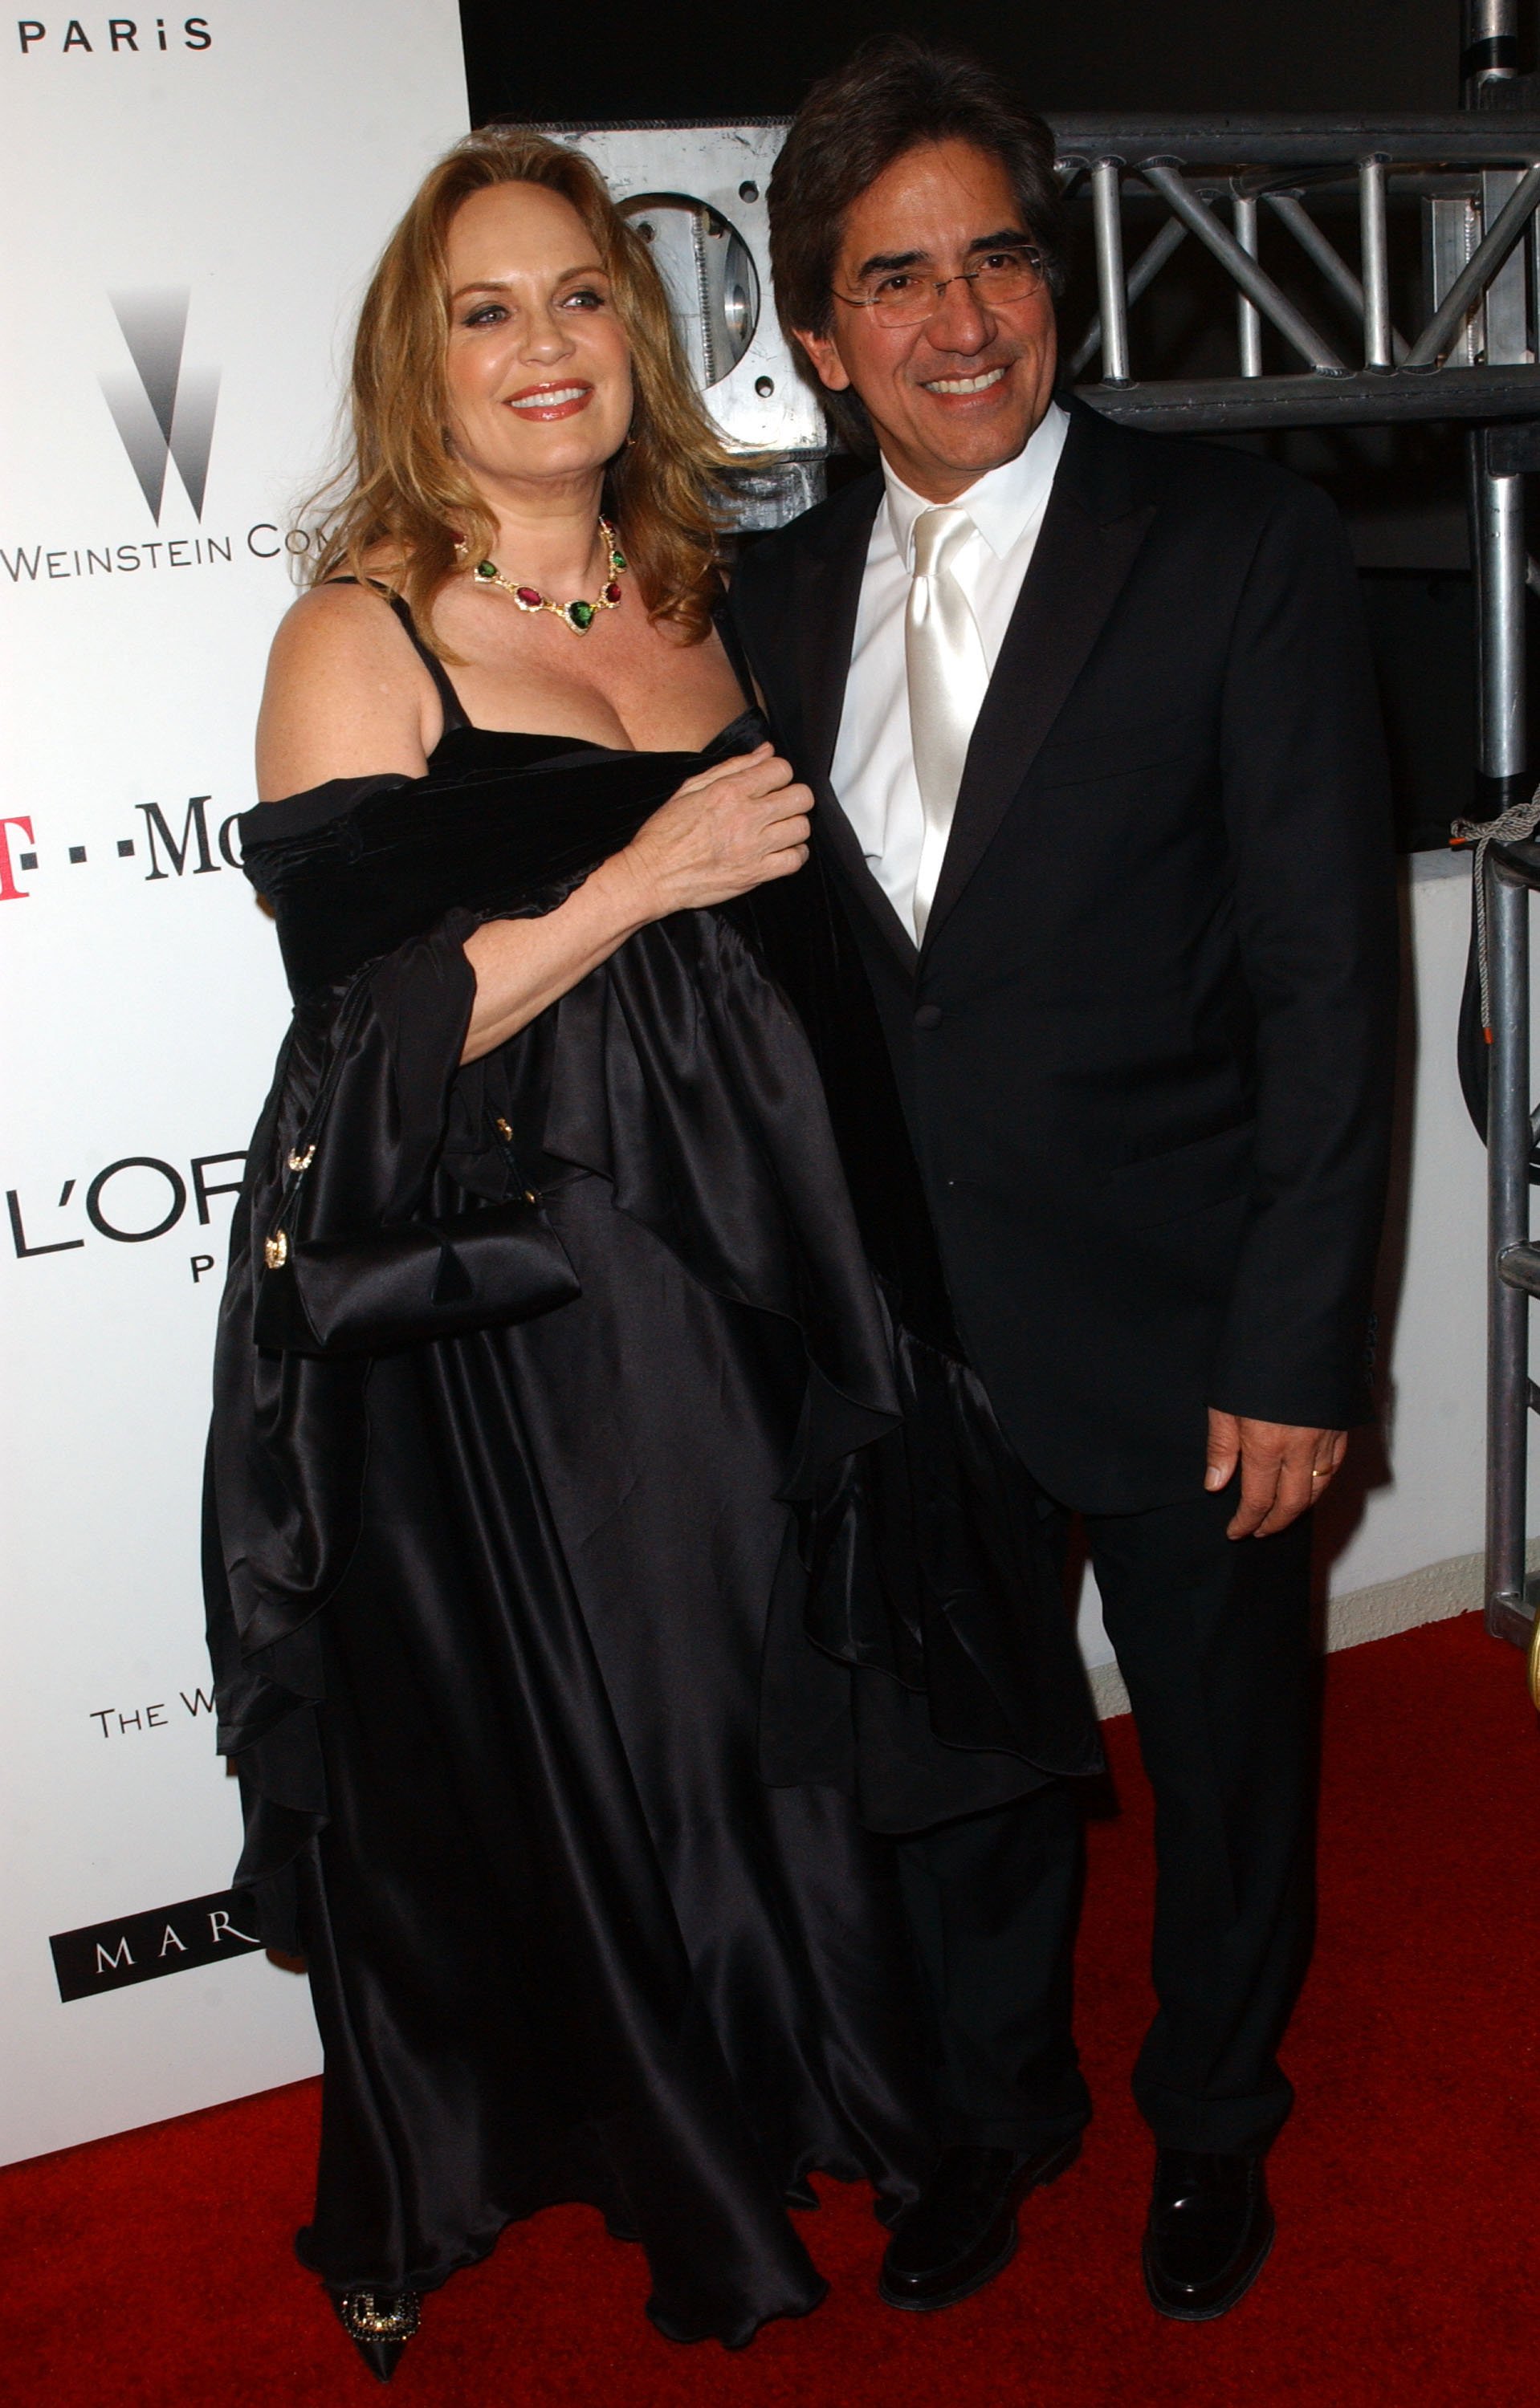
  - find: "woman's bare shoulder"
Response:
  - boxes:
[256,582,435,800]
[265,578,405,679]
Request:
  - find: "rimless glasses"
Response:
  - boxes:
[833,245,1047,329]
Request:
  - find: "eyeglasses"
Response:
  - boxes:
[833,246,1047,329]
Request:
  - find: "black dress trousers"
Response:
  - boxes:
[894,1476,1314,2160]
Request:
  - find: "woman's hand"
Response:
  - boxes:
[460,747,811,1064]
[613,744,813,921]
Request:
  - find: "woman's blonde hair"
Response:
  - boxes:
[306,128,738,646]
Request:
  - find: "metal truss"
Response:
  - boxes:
[1057,115,1540,433]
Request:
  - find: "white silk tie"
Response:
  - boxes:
[905,504,990,942]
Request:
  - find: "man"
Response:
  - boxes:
[731,38,1396,2325]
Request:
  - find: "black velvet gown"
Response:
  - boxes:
[203,608,1098,2348]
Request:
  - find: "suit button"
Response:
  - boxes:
[914,1003,942,1029]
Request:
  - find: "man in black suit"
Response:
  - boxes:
[731,39,1397,2324]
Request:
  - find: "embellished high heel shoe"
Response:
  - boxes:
[333,2288,422,2382]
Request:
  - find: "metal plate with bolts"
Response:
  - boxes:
[534,122,822,460]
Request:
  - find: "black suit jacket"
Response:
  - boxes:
[731,399,1399,1515]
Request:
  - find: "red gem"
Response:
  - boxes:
[604,583,622,604]
[514,586,544,608]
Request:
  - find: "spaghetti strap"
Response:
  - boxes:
[327,575,470,735]
[382,592,470,734]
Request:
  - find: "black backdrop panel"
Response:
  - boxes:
[458,0,1473,128]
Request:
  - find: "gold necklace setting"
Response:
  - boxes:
[459,518,627,636]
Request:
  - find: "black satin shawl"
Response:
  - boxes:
[251,735,702,1002]
[210,712,1099,1913]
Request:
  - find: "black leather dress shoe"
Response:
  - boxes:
[1143,2149,1274,2321]
[878,2134,1082,2311]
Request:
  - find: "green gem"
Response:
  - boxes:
[474,559,498,580]
[610,548,627,571]
[567,600,596,632]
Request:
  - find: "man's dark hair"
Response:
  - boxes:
[768,35,1065,380]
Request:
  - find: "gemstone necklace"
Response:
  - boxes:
[459,518,627,637]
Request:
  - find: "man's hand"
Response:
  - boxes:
[1205,1409,1347,1539]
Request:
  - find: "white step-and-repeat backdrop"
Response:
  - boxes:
[1,0,468,2166]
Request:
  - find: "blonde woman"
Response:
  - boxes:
[204,129,1094,2379]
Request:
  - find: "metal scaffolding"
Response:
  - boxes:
[548,2,1540,1644]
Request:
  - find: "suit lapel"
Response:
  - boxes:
[789,474,919,971]
[920,405,1155,956]
[791,476,879,787]
[812,771,919,970]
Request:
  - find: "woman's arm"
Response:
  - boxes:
[256,586,813,1068]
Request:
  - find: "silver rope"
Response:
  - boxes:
[1452,784,1540,1030]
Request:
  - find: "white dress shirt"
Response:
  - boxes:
[829,400,1070,941]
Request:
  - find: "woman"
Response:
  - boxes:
[205,129,1097,2378]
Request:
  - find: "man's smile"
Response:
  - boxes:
[919,364,1010,397]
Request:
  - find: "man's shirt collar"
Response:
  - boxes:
[881,398,1069,566]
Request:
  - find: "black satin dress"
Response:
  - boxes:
[204,608,1098,2348]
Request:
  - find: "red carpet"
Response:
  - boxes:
[7,1610,1539,2406]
